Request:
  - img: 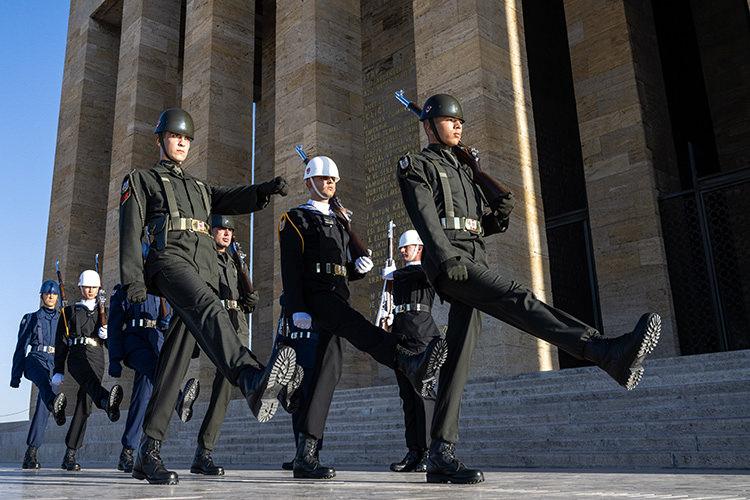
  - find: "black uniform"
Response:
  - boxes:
[279,203,384,441]
[119,160,269,389]
[397,144,601,445]
[391,263,441,454]
[54,303,111,450]
[143,249,253,450]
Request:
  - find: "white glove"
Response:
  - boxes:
[386,313,394,327]
[292,312,312,330]
[354,256,374,274]
[98,325,108,340]
[382,264,397,280]
[51,373,64,387]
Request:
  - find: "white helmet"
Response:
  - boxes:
[78,270,101,287]
[399,229,423,248]
[303,156,340,182]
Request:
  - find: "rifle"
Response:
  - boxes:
[394,90,513,212]
[159,297,169,323]
[374,220,396,330]
[295,144,370,259]
[55,259,70,338]
[94,254,107,327]
[230,238,255,298]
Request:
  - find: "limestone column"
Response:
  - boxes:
[274,0,371,387]
[41,0,120,414]
[181,0,256,391]
[412,0,556,375]
[563,0,678,355]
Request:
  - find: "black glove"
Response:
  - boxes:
[10,379,20,389]
[441,257,468,282]
[240,291,260,313]
[126,282,147,304]
[258,176,288,197]
[493,192,515,219]
[109,361,122,378]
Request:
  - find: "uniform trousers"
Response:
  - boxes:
[121,343,159,449]
[65,345,108,450]
[23,353,55,448]
[431,249,599,443]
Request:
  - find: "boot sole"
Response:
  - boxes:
[281,365,304,413]
[190,467,225,476]
[251,347,296,423]
[426,472,485,484]
[293,470,336,479]
[132,469,179,485]
[108,385,124,422]
[623,313,662,390]
[178,378,200,423]
[419,339,448,398]
[53,393,67,426]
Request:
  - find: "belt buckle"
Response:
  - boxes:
[465,219,478,232]
[195,220,206,232]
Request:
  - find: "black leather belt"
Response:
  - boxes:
[221,299,241,311]
[312,263,347,277]
[67,337,101,347]
[394,304,431,314]
[130,319,157,328]
[32,345,55,354]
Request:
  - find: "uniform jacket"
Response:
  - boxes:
[54,303,106,374]
[392,263,441,342]
[11,307,59,385]
[278,202,366,317]
[119,160,270,293]
[108,286,170,364]
[217,250,248,336]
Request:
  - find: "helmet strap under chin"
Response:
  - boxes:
[311,181,331,201]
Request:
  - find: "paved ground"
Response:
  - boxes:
[2,466,749,499]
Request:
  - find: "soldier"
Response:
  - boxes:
[10,280,68,469]
[278,155,449,480]
[108,275,199,473]
[53,270,124,471]
[120,108,296,485]
[397,94,662,484]
[381,229,442,473]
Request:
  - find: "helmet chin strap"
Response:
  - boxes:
[311,181,331,201]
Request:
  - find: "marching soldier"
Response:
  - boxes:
[10,280,68,469]
[382,230,442,473]
[397,94,662,484]
[278,155,449,479]
[53,270,123,471]
[108,277,199,473]
[120,108,296,485]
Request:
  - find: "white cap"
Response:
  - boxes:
[78,270,101,287]
[399,229,423,248]
[303,156,340,182]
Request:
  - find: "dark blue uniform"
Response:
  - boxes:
[11,308,59,448]
[109,287,169,450]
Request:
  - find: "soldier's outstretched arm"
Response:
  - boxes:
[278,212,307,317]
[209,176,288,215]
[397,156,461,266]
[119,172,147,291]
[10,314,32,387]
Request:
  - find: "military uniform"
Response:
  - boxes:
[54,301,121,463]
[390,262,441,469]
[108,287,170,471]
[11,306,64,466]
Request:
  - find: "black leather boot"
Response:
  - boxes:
[281,459,294,471]
[390,449,425,472]
[426,440,483,484]
[61,448,81,471]
[239,346,295,422]
[132,436,178,485]
[278,364,304,413]
[293,434,336,479]
[584,313,662,390]
[395,337,448,397]
[22,446,40,469]
[190,447,225,476]
[117,446,134,473]
[102,384,123,422]
[176,378,200,423]
[414,449,428,472]
[49,392,67,426]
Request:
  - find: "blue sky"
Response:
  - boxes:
[0,2,70,422]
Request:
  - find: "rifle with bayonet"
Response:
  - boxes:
[229,238,257,313]
[55,259,71,338]
[94,254,107,327]
[374,220,396,331]
[394,89,514,214]
[295,144,370,259]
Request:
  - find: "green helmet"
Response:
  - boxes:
[154,108,195,140]
[210,214,235,230]
[419,94,464,123]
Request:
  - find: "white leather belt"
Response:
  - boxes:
[394,304,431,314]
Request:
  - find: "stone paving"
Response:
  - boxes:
[1,466,749,499]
